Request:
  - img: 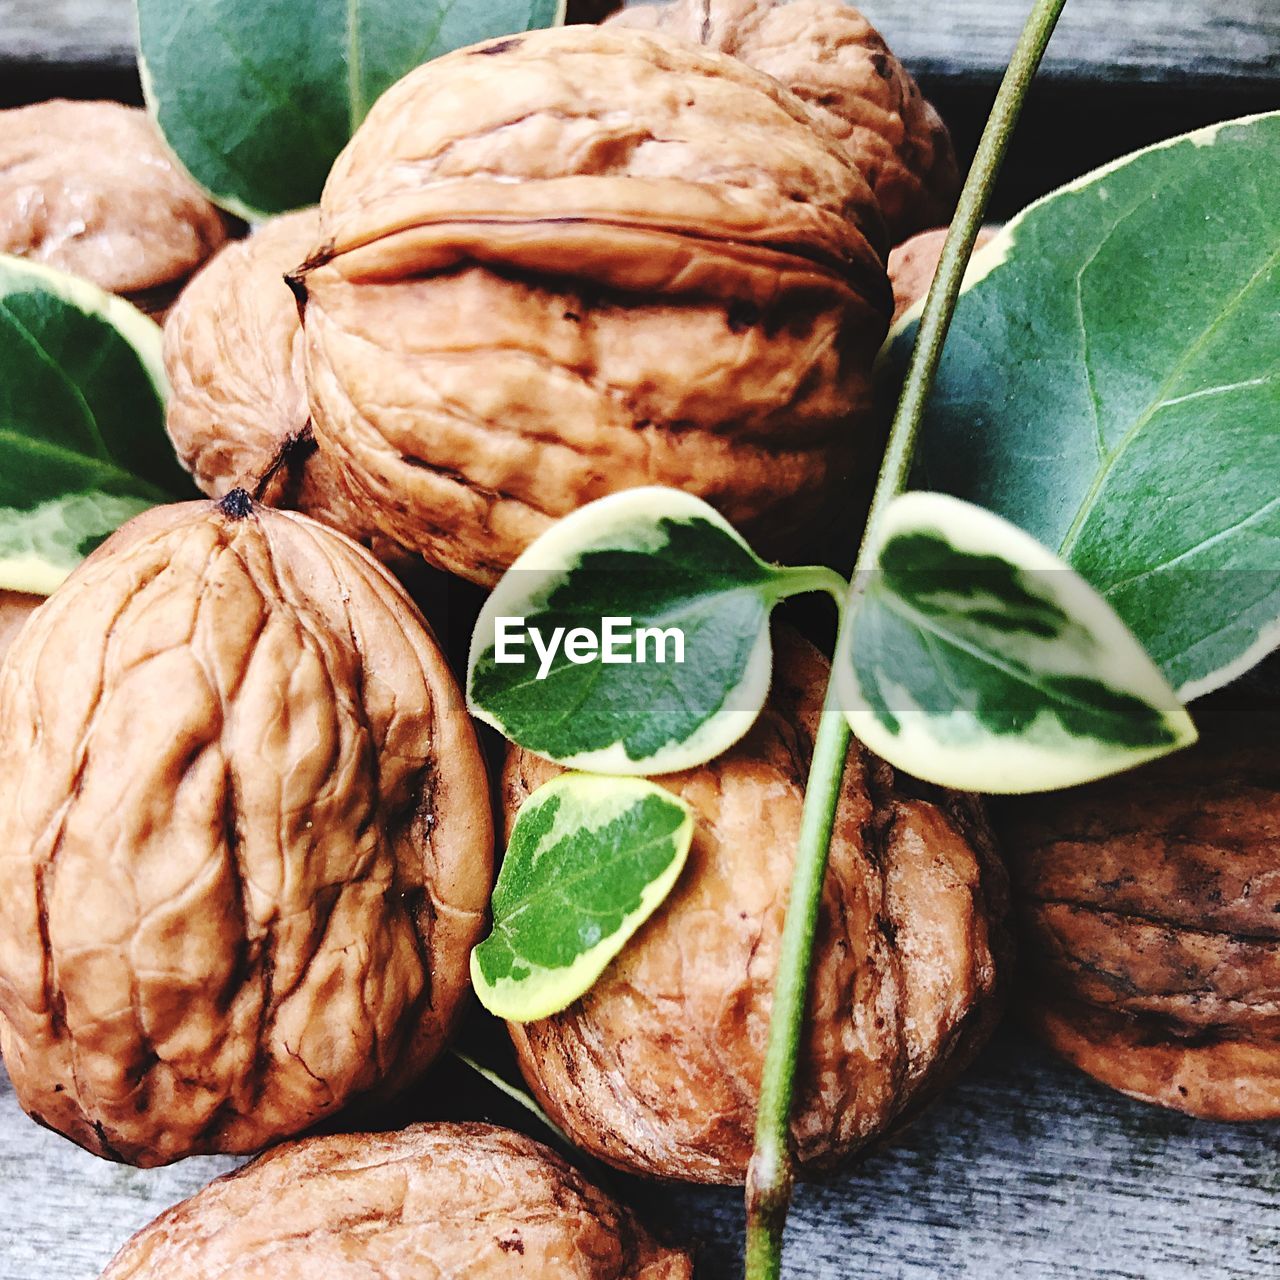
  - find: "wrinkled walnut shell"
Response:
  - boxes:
[506,629,1008,1183]
[300,25,890,586]
[606,0,959,242]
[163,209,398,555]
[0,590,40,662]
[99,1122,692,1278]
[0,100,230,314]
[1000,702,1280,1120]
[0,497,492,1166]
[887,225,999,323]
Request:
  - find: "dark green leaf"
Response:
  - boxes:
[0,257,184,594]
[467,487,844,774]
[471,773,694,1021]
[889,111,1280,699]
[137,0,566,218]
[836,492,1196,793]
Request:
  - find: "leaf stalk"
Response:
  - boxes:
[743,2,1069,1274]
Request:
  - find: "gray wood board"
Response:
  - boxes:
[1,0,1278,86]
[3,1027,1277,1278]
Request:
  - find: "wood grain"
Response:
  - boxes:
[3,1027,1276,1279]
[1,0,1277,87]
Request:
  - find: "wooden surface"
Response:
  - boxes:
[2,0,1278,87]
[3,1025,1277,1278]
[1,2,1279,1278]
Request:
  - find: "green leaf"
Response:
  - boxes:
[835,492,1197,794]
[0,256,183,595]
[467,487,845,775]
[137,0,567,219]
[889,111,1280,700]
[471,773,694,1022]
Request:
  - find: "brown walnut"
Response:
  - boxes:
[606,0,960,242]
[163,209,399,555]
[0,497,492,1166]
[299,25,891,586]
[99,1122,692,1278]
[505,629,1008,1183]
[0,100,230,316]
[1000,702,1280,1120]
[0,590,40,662]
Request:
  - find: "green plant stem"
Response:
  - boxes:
[743,3,1068,1276]
[770,563,851,606]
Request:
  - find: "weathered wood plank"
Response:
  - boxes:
[3,1027,1276,1279]
[1,0,1278,87]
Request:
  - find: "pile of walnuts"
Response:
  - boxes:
[2,3,1265,1275]
[156,12,959,587]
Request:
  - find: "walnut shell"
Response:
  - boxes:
[887,225,999,323]
[505,629,1008,1183]
[0,496,492,1166]
[0,590,40,662]
[0,100,230,314]
[299,25,890,586]
[99,1122,691,1278]
[606,1,959,242]
[999,703,1280,1120]
[163,209,398,555]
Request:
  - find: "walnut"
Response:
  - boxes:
[0,100,231,316]
[0,590,40,662]
[0,495,493,1166]
[297,25,890,586]
[887,225,999,323]
[163,209,401,557]
[606,0,959,242]
[100,1122,691,1278]
[504,629,1008,1182]
[999,700,1280,1120]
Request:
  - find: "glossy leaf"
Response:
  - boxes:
[889,111,1280,700]
[471,774,694,1021]
[137,0,566,219]
[0,256,183,595]
[836,492,1197,794]
[467,487,845,775]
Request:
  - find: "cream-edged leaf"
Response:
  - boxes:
[467,487,844,775]
[836,492,1197,793]
[0,256,185,594]
[471,774,694,1022]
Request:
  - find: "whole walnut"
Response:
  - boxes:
[0,495,492,1166]
[887,225,999,323]
[1000,702,1280,1120]
[0,100,231,316]
[505,629,1008,1182]
[0,590,40,661]
[298,25,891,586]
[99,1122,691,1278]
[606,0,959,242]
[163,209,398,555]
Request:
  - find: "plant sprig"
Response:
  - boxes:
[743,2,1070,1274]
